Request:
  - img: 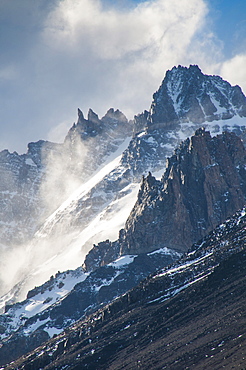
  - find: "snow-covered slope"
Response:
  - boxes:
[0,247,180,365]
[0,107,131,248]
[0,138,140,304]
[0,267,87,339]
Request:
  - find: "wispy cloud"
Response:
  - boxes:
[0,0,208,152]
[41,0,209,115]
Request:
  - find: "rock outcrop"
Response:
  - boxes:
[122,129,246,254]
[0,248,180,366]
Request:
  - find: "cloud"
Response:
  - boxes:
[0,0,210,153]
[219,54,246,94]
[1,0,245,154]
[41,0,208,108]
[44,0,205,59]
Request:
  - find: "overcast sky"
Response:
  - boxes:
[0,0,246,153]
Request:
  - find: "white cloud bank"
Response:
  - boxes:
[41,0,209,114]
[219,54,246,94]
[0,0,245,152]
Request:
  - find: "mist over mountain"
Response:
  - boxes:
[0,65,246,367]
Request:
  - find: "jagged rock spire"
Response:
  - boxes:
[122,130,246,254]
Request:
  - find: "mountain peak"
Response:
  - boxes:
[77,107,85,123]
[87,108,100,124]
[101,108,128,125]
[145,64,246,129]
[166,64,202,77]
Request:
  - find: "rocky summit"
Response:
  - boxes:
[125,65,246,179]
[134,64,246,133]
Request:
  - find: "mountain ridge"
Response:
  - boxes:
[1,64,246,366]
[0,129,245,366]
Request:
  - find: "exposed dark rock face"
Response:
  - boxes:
[122,129,246,254]
[66,108,129,142]
[82,239,121,272]
[3,127,245,366]
[1,66,246,249]
[2,65,246,367]
[0,106,132,304]
[1,65,246,248]
[133,64,246,135]
[26,140,63,168]
[6,207,246,370]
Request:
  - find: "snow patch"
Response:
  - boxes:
[148,247,181,257]
[44,326,63,338]
[109,255,136,268]
[25,158,36,166]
